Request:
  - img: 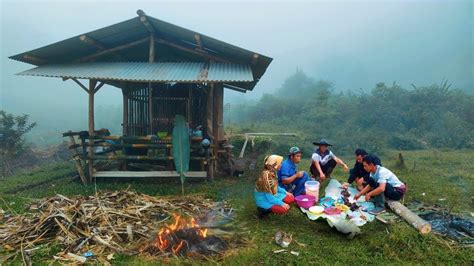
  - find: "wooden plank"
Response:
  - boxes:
[90,155,215,161]
[93,171,207,178]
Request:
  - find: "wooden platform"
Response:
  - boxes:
[93,171,207,178]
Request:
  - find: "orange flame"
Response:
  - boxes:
[154,214,208,255]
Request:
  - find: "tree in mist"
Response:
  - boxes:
[0,110,37,177]
[228,70,474,154]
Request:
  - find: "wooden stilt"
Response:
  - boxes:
[88,79,97,183]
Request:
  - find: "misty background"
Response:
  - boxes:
[0,0,473,145]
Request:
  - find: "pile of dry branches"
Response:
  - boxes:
[0,190,232,263]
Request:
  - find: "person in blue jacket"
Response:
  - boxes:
[254,155,295,218]
[277,147,311,196]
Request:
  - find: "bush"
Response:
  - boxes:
[0,110,37,177]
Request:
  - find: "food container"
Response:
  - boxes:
[295,195,316,209]
[324,207,342,215]
[335,204,350,212]
[304,181,320,202]
[309,206,324,214]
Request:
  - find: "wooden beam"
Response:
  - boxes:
[137,9,156,34]
[79,35,107,50]
[23,54,46,65]
[71,78,89,93]
[94,171,207,178]
[93,82,105,94]
[194,34,203,50]
[76,37,149,62]
[155,37,232,63]
[148,35,155,63]
[251,53,259,65]
[87,79,97,183]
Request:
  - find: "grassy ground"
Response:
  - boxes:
[1,149,473,264]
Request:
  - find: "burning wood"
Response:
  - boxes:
[0,190,232,263]
[140,214,227,257]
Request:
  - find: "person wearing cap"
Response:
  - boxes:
[254,155,295,218]
[355,154,406,214]
[310,139,349,181]
[342,149,382,191]
[277,147,311,196]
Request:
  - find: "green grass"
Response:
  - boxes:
[1,150,473,264]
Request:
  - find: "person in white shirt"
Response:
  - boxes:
[355,154,407,214]
[309,139,348,181]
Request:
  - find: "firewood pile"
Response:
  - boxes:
[0,190,233,263]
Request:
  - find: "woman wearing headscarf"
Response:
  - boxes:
[254,155,295,218]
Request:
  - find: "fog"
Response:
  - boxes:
[0,0,472,143]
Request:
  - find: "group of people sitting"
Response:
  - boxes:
[254,139,407,217]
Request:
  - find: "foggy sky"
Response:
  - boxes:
[1,0,473,126]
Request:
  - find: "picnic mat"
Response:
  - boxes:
[300,179,376,238]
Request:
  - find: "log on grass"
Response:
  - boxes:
[387,200,431,234]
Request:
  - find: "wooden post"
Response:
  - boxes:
[212,83,221,162]
[122,88,129,135]
[215,84,224,141]
[387,200,431,234]
[188,84,193,125]
[206,83,215,180]
[148,35,155,135]
[207,84,214,138]
[67,131,87,184]
[88,79,97,182]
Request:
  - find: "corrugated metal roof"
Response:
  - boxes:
[8,11,272,91]
[16,62,254,83]
[207,63,253,82]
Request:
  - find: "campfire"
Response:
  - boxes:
[141,214,227,257]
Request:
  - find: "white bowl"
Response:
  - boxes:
[309,206,324,214]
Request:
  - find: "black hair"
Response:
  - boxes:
[355,148,368,156]
[362,154,382,166]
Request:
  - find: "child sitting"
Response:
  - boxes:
[254,155,295,218]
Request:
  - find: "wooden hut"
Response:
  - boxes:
[9,10,272,183]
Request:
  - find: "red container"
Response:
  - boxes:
[295,195,316,209]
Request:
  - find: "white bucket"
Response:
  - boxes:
[305,181,320,202]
